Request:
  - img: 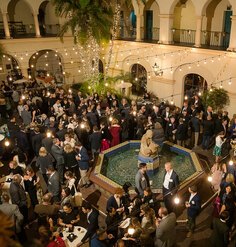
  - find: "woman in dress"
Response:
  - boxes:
[109,118,121,147]
[63,144,78,178]
[210,162,223,191]
[24,166,39,208]
[36,147,54,184]
[64,171,77,196]
[213,131,226,163]
[60,187,72,209]
[100,122,112,151]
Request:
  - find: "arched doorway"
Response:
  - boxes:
[7,0,34,37]
[0,54,21,82]
[131,64,147,96]
[144,0,160,41]
[38,0,60,36]
[98,59,104,74]
[28,50,63,84]
[184,73,207,98]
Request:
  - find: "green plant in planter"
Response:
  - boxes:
[202,87,230,112]
[71,72,133,100]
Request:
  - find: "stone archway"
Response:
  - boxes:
[184,73,207,99]
[7,0,34,37]
[28,49,63,84]
[130,63,147,96]
[0,53,21,82]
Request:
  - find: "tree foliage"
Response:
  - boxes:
[52,0,147,45]
[53,0,113,45]
[202,87,230,112]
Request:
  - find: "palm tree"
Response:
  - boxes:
[53,0,114,45]
[52,0,147,81]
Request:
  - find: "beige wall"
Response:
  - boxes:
[13,1,34,25]
[174,0,196,30]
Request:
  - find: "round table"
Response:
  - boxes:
[63,226,87,247]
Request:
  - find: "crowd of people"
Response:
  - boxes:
[0,80,236,246]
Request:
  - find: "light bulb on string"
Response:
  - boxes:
[220,82,223,88]
[197,62,200,67]
[211,59,214,63]
[184,95,188,100]
[210,87,213,92]
[228,78,232,85]
[179,67,182,72]
[170,67,173,74]
[188,65,191,69]
[0,67,2,71]
[204,60,207,64]
[170,96,174,105]
[198,92,202,96]
[105,83,108,87]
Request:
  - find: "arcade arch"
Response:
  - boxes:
[130,63,147,95]
[184,73,207,99]
[28,50,64,84]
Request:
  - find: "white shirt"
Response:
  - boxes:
[87,209,92,223]
[114,195,121,208]
[189,192,197,203]
[163,170,173,189]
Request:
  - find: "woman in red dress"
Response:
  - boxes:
[109,118,121,147]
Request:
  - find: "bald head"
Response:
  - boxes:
[12,174,22,184]
[158,207,168,217]
[165,162,172,173]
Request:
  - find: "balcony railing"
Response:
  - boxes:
[201,30,230,48]
[0,22,60,39]
[172,28,196,45]
[172,28,229,50]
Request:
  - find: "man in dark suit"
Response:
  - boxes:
[9,174,28,225]
[78,202,99,246]
[185,185,201,238]
[135,163,150,197]
[51,138,65,184]
[176,118,188,147]
[202,115,214,150]
[89,126,102,160]
[106,187,124,213]
[47,166,60,202]
[155,207,176,247]
[0,192,23,233]
[75,142,90,188]
[162,162,179,213]
[31,126,43,156]
[210,211,230,247]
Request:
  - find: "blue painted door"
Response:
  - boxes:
[146,10,153,40]
[223,10,232,48]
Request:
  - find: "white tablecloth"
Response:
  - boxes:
[63,226,87,247]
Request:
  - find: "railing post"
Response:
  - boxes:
[228,15,236,51]
[33,12,41,38]
[159,14,173,44]
[194,16,202,47]
[2,12,11,39]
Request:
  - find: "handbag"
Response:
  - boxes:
[70,184,83,207]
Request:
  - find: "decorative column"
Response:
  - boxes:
[159,14,173,44]
[33,12,41,37]
[136,14,143,41]
[228,15,236,51]
[2,12,11,39]
[194,16,203,47]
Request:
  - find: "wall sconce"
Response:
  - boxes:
[153,63,163,76]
